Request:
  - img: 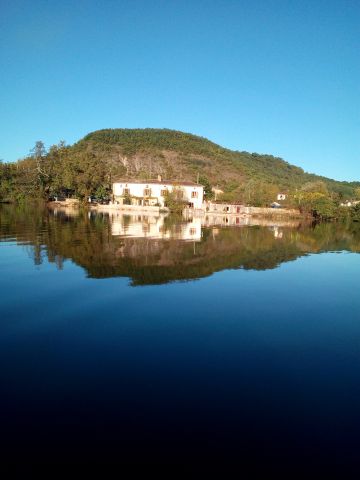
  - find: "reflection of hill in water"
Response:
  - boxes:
[1,205,360,285]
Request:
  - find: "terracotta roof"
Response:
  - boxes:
[112,179,203,187]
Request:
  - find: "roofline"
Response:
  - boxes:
[112,179,204,187]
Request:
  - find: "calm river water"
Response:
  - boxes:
[1,204,360,470]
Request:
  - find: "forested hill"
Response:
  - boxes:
[76,128,358,197]
[1,128,359,204]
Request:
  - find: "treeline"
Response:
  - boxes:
[0,140,126,202]
[292,181,360,221]
[218,179,360,221]
[1,129,359,219]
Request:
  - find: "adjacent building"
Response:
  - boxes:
[340,200,360,207]
[112,177,204,209]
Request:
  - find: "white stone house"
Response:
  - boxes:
[112,177,204,209]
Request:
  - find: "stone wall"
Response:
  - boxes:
[204,202,302,218]
[94,204,161,214]
[240,206,302,217]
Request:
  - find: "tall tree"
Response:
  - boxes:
[30,141,49,195]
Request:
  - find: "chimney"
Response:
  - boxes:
[157,174,162,182]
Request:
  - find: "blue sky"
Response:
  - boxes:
[1,0,359,181]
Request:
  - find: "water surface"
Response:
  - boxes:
[1,204,360,469]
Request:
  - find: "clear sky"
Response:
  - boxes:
[1,0,359,181]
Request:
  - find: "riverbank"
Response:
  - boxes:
[91,204,166,214]
[47,200,305,220]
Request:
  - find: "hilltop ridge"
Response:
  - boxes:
[75,128,358,198]
[1,128,359,205]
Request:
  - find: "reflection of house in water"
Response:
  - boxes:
[102,210,301,246]
[269,226,284,239]
[111,213,202,241]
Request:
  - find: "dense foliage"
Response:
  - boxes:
[1,129,359,213]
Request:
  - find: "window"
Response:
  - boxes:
[191,191,198,198]
[161,189,168,196]
[144,188,151,197]
[190,228,196,235]
[123,188,130,195]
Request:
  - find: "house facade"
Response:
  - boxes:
[112,178,204,209]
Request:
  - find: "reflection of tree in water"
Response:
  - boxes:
[1,204,360,286]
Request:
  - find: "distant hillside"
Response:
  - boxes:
[1,128,359,204]
[74,128,359,198]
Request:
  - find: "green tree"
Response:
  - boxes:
[164,187,187,212]
[95,184,110,201]
[350,204,360,222]
[30,140,50,196]
[123,192,132,205]
[311,196,337,219]
[199,176,213,200]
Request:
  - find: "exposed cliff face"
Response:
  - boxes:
[77,141,245,188]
